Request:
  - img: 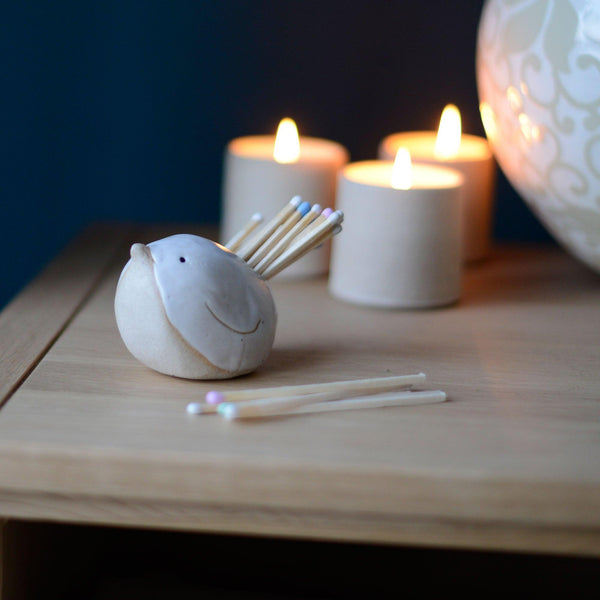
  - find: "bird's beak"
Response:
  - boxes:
[130,243,154,264]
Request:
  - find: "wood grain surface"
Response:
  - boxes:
[0,224,132,406]
[0,225,599,557]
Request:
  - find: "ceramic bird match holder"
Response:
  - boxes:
[114,198,343,379]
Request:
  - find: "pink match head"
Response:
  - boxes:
[205,391,225,405]
[321,208,333,218]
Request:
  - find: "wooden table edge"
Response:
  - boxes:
[0,439,598,557]
[0,484,598,559]
[0,223,135,406]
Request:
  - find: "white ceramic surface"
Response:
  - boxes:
[477,0,600,273]
[114,235,277,379]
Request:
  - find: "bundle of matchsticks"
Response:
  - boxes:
[186,373,446,420]
[225,196,343,279]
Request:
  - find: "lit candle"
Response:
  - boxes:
[222,118,349,278]
[378,104,496,262]
[329,149,463,308]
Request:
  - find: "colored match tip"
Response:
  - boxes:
[310,204,322,214]
[321,208,333,218]
[327,210,344,224]
[251,212,263,221]
[297,201,311,217]
[289,196,302,207]
[217,403,239,420]
[186,402,203,415]
[205,391,225,405]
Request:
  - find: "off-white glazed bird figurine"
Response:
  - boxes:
[114,198,343,379]
[115,234,277,379]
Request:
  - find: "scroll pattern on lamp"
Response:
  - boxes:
[476,0,600,274]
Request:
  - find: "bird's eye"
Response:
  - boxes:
[179,257,186,263]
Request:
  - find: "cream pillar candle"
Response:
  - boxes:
[378,105,496,262]
[222,118,349,279]
[329,153,464,309]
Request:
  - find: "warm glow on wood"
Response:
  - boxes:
[391,147,412,190]
[434,104,462,159]
[273,118,300,163]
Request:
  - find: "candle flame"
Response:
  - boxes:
[273,117,300,163]
[434,104,461,159]
[391,147,412,190]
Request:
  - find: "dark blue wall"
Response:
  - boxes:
[1,1,552,309]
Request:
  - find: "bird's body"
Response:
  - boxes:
[114,234,277,379]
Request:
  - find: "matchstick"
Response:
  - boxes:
[255,203,322,274]
[205,372,426,405]
[186,402,212,415]
[225,212,263,252]
[247,201,311,268]
[219,390,447,420]
[237,196,302,261]
[215,387,395,419]
[260,224,341,279]
[261,210,343,280]
[291,207,332,245]
[293,390,446,414]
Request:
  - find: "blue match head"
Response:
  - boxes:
[217,403,238,419]
[297,201,311,217]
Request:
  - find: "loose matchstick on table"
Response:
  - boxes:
[216,387,437,419]
[292,390,446,414]
[207,372,425,403]
[186,373,427,415]
[219,390,447,420]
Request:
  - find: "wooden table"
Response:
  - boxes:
[1,223,599,596]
